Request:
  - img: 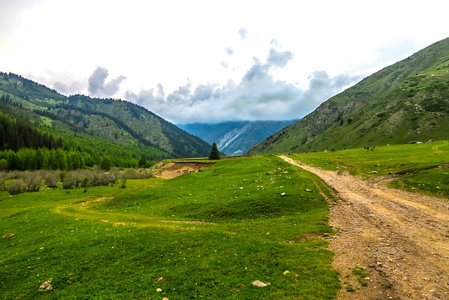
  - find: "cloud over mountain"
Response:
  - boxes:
[88,67,126,98]
[53,80,85,96]
[125,48,362,124]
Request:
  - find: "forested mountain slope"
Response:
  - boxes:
[249,37,449,154]
[0,72,210,167]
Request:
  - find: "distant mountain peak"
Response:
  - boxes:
[179,120,297,156]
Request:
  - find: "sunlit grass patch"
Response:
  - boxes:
[0,156,339,299]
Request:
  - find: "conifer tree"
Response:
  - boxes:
[208,142,220,160]
[99,156,112,170]
[138,154,147,168]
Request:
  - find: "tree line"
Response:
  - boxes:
[0,112,63,151]
[0,148,86,171]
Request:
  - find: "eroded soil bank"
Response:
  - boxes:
[155,162,215,179]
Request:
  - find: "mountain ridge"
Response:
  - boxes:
[249,37,449,154]
[0,72,211,166]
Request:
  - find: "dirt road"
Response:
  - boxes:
[280,156,449,300]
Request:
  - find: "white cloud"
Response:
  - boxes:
[88,67,126,98]
[53,80,85,96]
[225,48,234,56]
[238,27,248,40]
[125,48,362,124]
[1,0,448,123]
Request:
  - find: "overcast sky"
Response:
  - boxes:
[1,0,448,124]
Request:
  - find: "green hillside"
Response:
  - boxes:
[249,37,449,154]
[0,156,339,299]
[0,72,210,167]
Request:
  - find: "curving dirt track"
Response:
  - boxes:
[280,156,449,300]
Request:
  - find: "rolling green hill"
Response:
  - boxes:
[0,72,211,166]
[249,37,449,154]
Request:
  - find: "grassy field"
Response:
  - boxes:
[288,140,449,198]
[0,156,339,299]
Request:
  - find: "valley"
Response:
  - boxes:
[0,156,339,299]
[0,73,211,168]
[1,141,449,299]
[1,32,449,300]
[179,120,297,156]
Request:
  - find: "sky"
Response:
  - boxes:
[0,0,448,124]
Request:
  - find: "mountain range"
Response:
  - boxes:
[249,37,449,154]
[2,37,449,165]
[0,72,210,166]
[179,120,297,156]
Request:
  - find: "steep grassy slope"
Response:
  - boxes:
[0,73,210,161]
[249,37,449,154]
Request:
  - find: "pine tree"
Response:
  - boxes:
[99,156,112,170]
[138,154,147,168]
[208,142,220,160]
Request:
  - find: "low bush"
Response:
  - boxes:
[6,179,26,195]
[41,170,59,188]
[22,171,43,192]
[0,167,153,194]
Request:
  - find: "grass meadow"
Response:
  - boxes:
[289,140,449,198]
[0,156,339,299]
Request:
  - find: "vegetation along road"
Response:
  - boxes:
[281,155,449,300]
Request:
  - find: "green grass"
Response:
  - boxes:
[0,156,339,299]
[389,168,449,198]
[288,141,449,198]
[39,116,53,127]
[345,284,356,292]
[352,266,369,287]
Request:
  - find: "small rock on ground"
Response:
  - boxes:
[252,280,270,287]
[38,278,53,291]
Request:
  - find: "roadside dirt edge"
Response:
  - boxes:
[280,156,449,300]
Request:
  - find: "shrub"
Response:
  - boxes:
[0,159,8,171]
[7,179,26,195]
[41,171,59,188]
[62,176,75,189]
[0,171,16,191]
[120,177,127,189]
[59,171,67,182]
[0,168,146,193]
[22,171,42,192]
[63,171,83,189]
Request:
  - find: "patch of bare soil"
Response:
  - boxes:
[154,162,215,179]
[280,156,449,300]
[161,220,215,225]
